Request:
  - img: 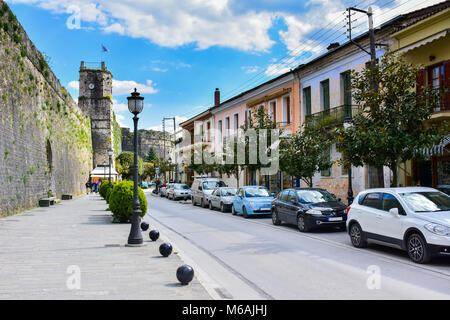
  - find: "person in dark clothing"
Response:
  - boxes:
[85,182,90,195]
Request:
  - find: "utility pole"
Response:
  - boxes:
[347,6,385,188]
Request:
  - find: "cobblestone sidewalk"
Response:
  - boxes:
[0,194,211,300]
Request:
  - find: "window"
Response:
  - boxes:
[280,190,289,202]
[218,120,222,141]
[245,109,252,128]
[321,147,331,177]
[283,96,291,124]
[225,117,230,136]
[382,193,404,214]
[288,191,297,202]
[234,113,239,131]
[361,193,382,210]
[341,71,352,115]
[320,79,330,112]
[206,121,211,142]
[303,87,311,117]
[425,61,450,111]
[269,101,277,122]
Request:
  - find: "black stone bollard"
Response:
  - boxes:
[159,243,173,257]
[141,221,149,231]
[176,265,194,285]
[149,230,160,241]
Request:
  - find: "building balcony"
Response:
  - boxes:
[305,105,359,127]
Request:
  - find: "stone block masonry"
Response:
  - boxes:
[0,1,93,216]
[121,127,172,161]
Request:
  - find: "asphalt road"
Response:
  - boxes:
[144,192,450,300]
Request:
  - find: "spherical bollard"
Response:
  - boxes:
[159,243,173,257]
[149,229,160,241]
[176,265,194,285]
[141,221,149,231]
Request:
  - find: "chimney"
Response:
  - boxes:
[327,42,340,51]
[80,61,86,70]
[214,88,220,107]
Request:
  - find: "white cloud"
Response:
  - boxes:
[103,22,125,35]
[265,63,291,77]
[68,80,79,90]
[67,79,157,96]
[115,113,127,127]
[112,79,158,95]
[242,66,261,74]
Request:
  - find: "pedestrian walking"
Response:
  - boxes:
[85,181,90,195]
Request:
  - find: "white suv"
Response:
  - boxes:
[347,187,450,264]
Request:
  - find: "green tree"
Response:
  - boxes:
[335,51,448,187]
[142,162,155,181]
[146,147,157,162]
[280,121,334,187]
[242,105,278,185]
[115,151,145,180]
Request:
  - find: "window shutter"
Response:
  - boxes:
[443,60,450,109]
[416,69,426,96]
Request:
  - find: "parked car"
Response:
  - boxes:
[437,185,450,196]
[207,187,237,212]
[191,177,227,208]
[139,181,149,189]
[272,188,347,232]
[232,186,274,218]
[167,183,191,201]
[159,183,173,198]
[347,187,450,264]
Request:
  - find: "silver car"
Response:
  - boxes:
[207,187,237,212]
[167,184,191,201]
[159,183,173,198]
[191,177,227,208]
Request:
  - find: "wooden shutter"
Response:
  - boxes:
[416,69,426,95]
[322,80,330,111]
[443,60,450,109]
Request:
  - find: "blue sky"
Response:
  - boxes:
[6,0,441,131]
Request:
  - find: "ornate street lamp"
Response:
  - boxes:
[126,88,144,246]
[108,149,114,188]
[343,116,354,205]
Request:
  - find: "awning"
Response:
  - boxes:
[90,166,118,178]
[397,29,449,54]
[422,135,450,157]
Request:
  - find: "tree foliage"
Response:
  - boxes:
[280,121,334,187]
[115,151,145,180]
[335,51,448,186]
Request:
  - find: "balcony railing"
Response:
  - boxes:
[305,105,360,127]
[276,121,291,128]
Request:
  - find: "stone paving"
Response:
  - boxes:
[0,193,211,300]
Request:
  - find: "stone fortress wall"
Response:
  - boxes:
[0,1,93,216]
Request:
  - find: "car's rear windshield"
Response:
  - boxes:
[399,192,450,212]
[202,181,227,190]
[245,187,270,197]
[296,190,336,204]
[175,184,189,190]
[221,188,237,196]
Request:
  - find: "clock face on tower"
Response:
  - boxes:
[88,83,95,90]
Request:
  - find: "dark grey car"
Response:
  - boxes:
[207,187,237,212]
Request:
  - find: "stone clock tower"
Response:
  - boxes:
[78,61,114,169]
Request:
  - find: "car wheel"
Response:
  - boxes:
[220,203,225,213]
[272,208,281,225]
[232,205,237,215]
[242,206,249,219]
[209,201,213,210]
[407,233,431,264]
[349,223,367,248]
[297,214,309,232]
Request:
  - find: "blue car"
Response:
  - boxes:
[231,186,275,218]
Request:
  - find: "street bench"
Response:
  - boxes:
[62,194,73,200]
[39,197,56,207]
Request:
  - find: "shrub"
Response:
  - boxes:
[99,180,110,198]
[109,180,147,223]
[105,186,113,203]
